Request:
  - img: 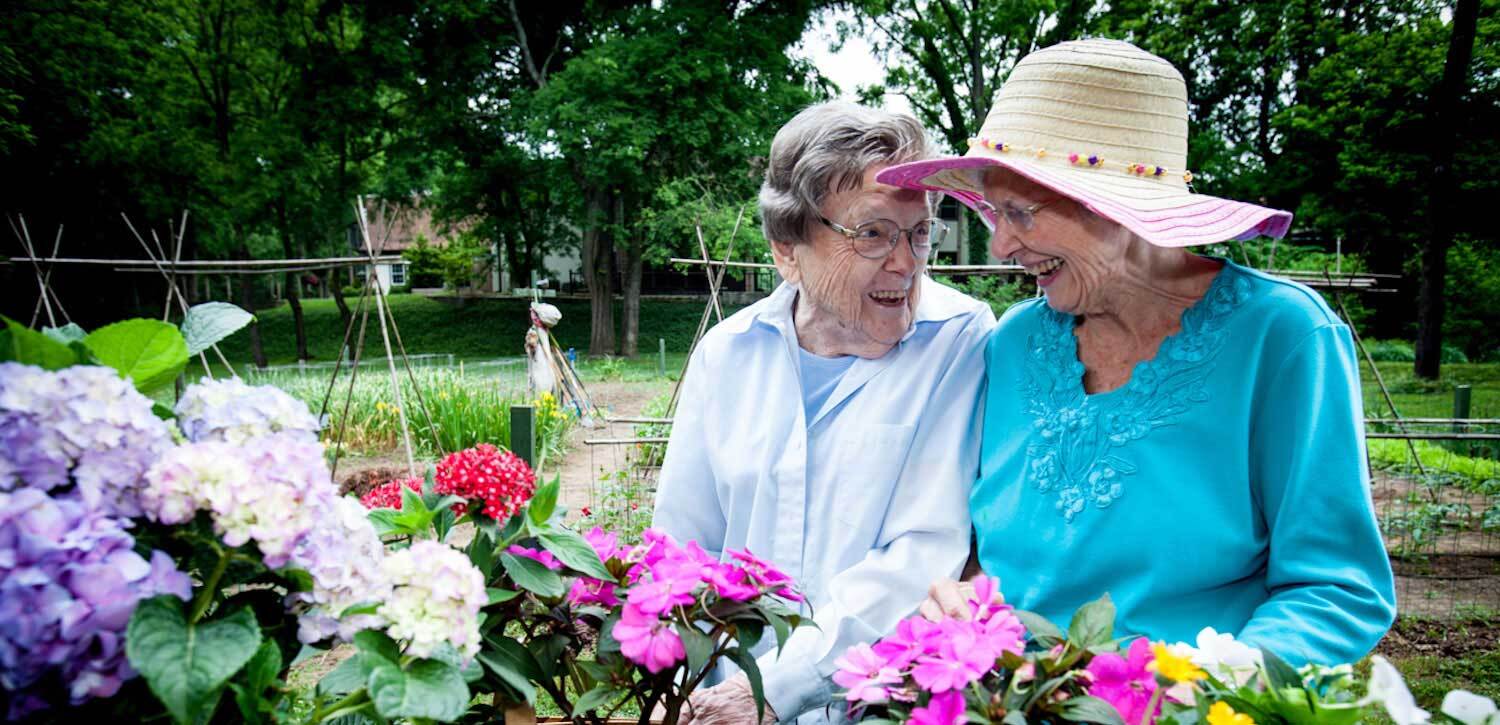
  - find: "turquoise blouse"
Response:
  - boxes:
[972,259,1396,666]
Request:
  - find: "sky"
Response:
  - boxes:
[792,10,915,118]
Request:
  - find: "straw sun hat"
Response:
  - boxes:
[877,38,1292,247]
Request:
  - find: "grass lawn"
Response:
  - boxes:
[209,293,741,367]
[1362,361,1500,420]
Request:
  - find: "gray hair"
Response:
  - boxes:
[759,101,934,244]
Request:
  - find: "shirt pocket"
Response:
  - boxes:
[830,422,917,530]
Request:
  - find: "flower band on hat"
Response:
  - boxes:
[968,137,1194,184]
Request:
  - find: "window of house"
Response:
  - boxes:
[390,263,408,286]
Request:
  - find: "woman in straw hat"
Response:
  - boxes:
[900,39,1395,665]
[654,101,995,724]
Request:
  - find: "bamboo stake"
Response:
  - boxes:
[356,197,417,478]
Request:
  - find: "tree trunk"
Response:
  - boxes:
[240,266,268,369]
[621,196,643,358]
[582,188,616,355]
[278,199,309,361]
[330,266,352,333]
[1415,0,1479,379]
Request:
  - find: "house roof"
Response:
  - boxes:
[352,197,468,253]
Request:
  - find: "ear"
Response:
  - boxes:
[770,240,801,285]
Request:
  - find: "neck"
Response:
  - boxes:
[792,290,897,359]
[1077,249,1222,343]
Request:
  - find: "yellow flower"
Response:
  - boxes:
[375,401,387,411]
[1206,701,1254,725]
[1151,643,1206,683]
[439,391,450,400]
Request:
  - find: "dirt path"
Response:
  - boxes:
[553,380,673,516]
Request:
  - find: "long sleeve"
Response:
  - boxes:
[759,310,993,720]
[653,345,727,557]
[1239,323,1396,665]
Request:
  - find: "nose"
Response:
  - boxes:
[989,224,1023,262]
[883,233,919,275]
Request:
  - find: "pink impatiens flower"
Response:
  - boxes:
[1086,638,1160,725]
[909,689,967,725]
[584,526,624,562]
[728,549,803,601]
[613,603,685,673]
[873,616,943,670]
[833,643,904,704]
[567,577,620,607]
[628,556,701,615]
[911,620,997,693]
[507,545,563,571]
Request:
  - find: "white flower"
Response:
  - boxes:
[1442,690,1499,725]
[1368,655,1431,725]
[1173,628,1262,686]
[379,541,486,660]
[175,377,320,445]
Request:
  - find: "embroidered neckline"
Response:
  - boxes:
[1020,262,1251,522]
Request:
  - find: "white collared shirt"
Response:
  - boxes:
[653,277,995,722]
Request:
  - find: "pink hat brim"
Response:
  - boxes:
[877,156,1292,248]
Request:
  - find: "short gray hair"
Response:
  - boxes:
[759,102,934,244]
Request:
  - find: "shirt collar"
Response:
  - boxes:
[722,275,972,341]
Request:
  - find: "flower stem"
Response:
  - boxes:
[189,545,229,623]
[312,690,370,722]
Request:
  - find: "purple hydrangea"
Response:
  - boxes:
[175,377,321,445]
[0,363,173,519]
[0,488,190,719]
[287,495,392,644]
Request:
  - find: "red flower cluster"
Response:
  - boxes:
[359,476,422,510]
[434,443,536,521]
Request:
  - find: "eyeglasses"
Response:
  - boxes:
[816,216,950,260]
[977,198,1055,231]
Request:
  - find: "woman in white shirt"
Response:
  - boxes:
[652,101,995,724]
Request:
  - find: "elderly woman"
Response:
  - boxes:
[890,39,1395,665]
[652,101,995,723]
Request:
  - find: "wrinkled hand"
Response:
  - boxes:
[678,673,777,725]
[918,577,998,622]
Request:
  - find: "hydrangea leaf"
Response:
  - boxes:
[181,302,254,356]
[1,315,81,369]
[125,596,263,725]
[41,322,87,344]
[84,318,189,393]
[368,658,469,721]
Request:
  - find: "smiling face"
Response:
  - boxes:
[982,168,1135,316]
[771,164,931,356]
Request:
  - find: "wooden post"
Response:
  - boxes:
[511,404,535,469]
[658,338,666,378]
[1454,385,1472,432]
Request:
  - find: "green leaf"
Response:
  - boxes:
[339,601,381,618]
[527,633,569,680]
[1059,695,1127,725]
[573,685,623,715]
[1001,711,1029,725]
[477,638,540,706]
[501,552,566,598]
[736,619,764,650]
[83,318,189,393]
[1,315,81,369]
[354,630,402,664]
[1067,593,1115,648]
[231,641,282,724]
[468,536,497,578]
[726,645,766,724]
[486,588,520,606]
[42,322,87,344]
[399,483,431,516]
[181,302,254,356]
[763,609,792,655]
[597,609,623,655]
[125,596,263,725]
[528,476,560,525]
[536,527,613,580]
[679,625,714,675]
[1260,648,1304,691]
[319,653,380,696]
[367,658,469,721]
[1016,609,1065,647]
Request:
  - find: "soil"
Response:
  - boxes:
[1376,612,1500,659]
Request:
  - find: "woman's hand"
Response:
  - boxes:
[678,673,777,725]
[919,577,995,622]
